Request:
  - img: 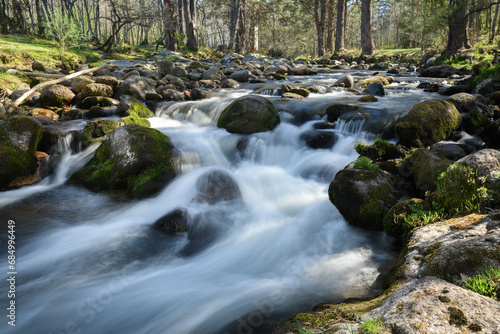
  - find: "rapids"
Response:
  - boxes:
[0,70,438,334]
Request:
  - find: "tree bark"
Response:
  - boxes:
[334,0,345,52]
[165,0,178,51]
[235,0,246,53]
[228,0,239,50]
[314,0,327,57]
[361,0,374,55]
[35,0,44,36]
[445,0,470,56]
[490,3,499,43]
[326,0,335,52]
[183,0,198,50]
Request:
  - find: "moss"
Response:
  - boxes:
[122,115,151,127]
[395,99,462,147]
[82,119,122,147]
[355,139,403,161]
[448,306,467,326]
[269,73,286,80]
[132,102,153,118]
[446,214,485,231]
[382,198,432,240]
[358,95,378,102]
[357,76,390,88]
[486,245,500,261]
[469,323,483,331]
[438,295,450,303]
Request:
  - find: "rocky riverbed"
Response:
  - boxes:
[1,51,499,333]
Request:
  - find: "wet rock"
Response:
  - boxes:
[357,75,390,88]
[84,107,115,119]
[333,74,354,88]
[292,65,310,75]
[195,169,241,204]
[463,110,490,134]
[395,99,462,148]
[479,118,500,146]
[81,96,116,109]
[191,88,208,100]
[39,84,75,108]
[363,81,385,96]
[114,76,156,100]
[69,125,176,198]
[116,95,153,118]
[82,119,123,148]
[152,208,189,234]
[0,116,43,188]
[358,95,378,102]
[473,78,500,97]
[221,78,241,89]
[159,89,185,101]
[329,168,398,230]
[217,95,280,134]
[28,108,59,120]
[447,93,494,119]
[301,130,337,149]
[325,103,360,122]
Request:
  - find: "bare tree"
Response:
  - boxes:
[164,0,178,51]
[182,0,198,49]
[314,0,327,57]
[335,0,346,52]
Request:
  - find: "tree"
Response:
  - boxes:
[235,0,246,53]
[444,0,470,56]
[361,0,375,55]
[164,0,178,51]
[314,0,327,56]
[182,0,198,50]
[335,0,346,52]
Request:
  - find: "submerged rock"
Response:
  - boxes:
[153,208,189,234]
[195,169,241,204]
[69,125,176,198]
[217,95,280,134]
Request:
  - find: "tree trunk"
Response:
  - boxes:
[445,0,470,56]
[165,0,178,51]
[490,3,499,43]
[361,0,374,55]
[35,0,44,36]
[334,0,345,52]
[228,0,239,50]
[326,0,335,52]
[314,0,327,57]
[183,0,198,50]
[235,0,246,53]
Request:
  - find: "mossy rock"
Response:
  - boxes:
[82,119,123,148]
[358,95,379,102]
[0,116,43,188]
[355,139,405,161]
[463,110,490,134]
[122,115,151,127]
[69,125,176,198]
[217,95,280,134]
[411,148,452,195]
[472,60,491,76]
[116,95,153,118]
[39,84,75,108]
[81,96,116,109]
[383,198,432,240]
[395,99,462,148]
[329,168,398,230]
[357,75,390,88]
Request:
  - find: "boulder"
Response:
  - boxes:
[333,74,354,88]
[292,65,310,75]
[82,119,123,148]
[326,103,360,122]
[28,108,59,120]
[95,76,120,90]
[357,75,389,88]
[152,208,189,234]
[395,99,462,147]
[39,84,75,107]
[113,76,156,100]
[447,93,494,119]
[191,88,208,100]
[195,169,242,204]
[171,66,188,78]
[71,76,94,93]
[301,130,338,149]
[463,110,490,134]
[81,96,116,109]
[479,118,500,146]
[229,70,249,82]
[358,95,378,102]
[362,81,385,96]
[217,95,280,134]
[116,95,153,118]
[421,65,459,78]
[411,148,452,195]
[0,117,43,188]
[328,168,398,230]
[431,143,467,161]
[32,61,45,72]
[473,78,500,97]
[456,149,500,184]
[221,78,241,89]
[383,198,432,240]
[81,83,113,98]
[69,125,176,198]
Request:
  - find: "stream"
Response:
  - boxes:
[1,70,438,334]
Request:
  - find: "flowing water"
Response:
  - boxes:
[1,70,437,334]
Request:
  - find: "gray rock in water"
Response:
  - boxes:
[229,69,249,82]
[153,208,189,234]
[195,169,241,205]
[362,81,385,96]
[333,74,354,88]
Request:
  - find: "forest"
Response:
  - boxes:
[3,0,500,58]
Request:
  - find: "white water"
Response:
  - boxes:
[0,85,415,334]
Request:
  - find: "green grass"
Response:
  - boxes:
[464,266,500,300]
[403,201,447,229]
[359,317,384,334]
[0,35,101,70]
[0,72,30,91]
[354,156,381,173]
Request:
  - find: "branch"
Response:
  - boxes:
[10,64,116,109]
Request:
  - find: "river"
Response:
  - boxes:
[0,69,437,334]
